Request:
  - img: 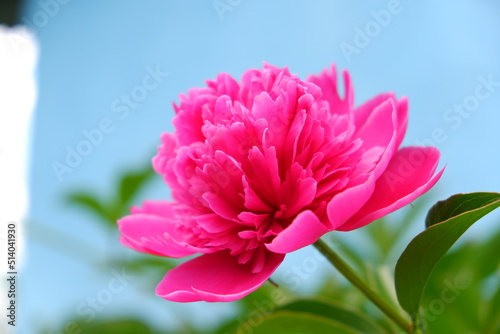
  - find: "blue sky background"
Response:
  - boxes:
[20,0,500,333]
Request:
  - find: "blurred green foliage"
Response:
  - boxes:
[39,164,499,334]
[42,319,161,334]
[66,163,156,229]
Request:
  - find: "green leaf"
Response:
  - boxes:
[46,318,161,334]
[66,191,121,228]
[66,192,108,221]
[118,166,155,206]
[473,229,500,279]
[425,192,500,228]
[237,311,361,334]
[115,255,176,275]
[395,192,500,319]
[484,284,500,334]
[80,319,158,334]
[278,299,386,334]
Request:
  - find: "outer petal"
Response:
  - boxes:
[395,96,408,148]
[118,201,213,258]
[119,214,209,257]
[265,210,329,254]
[130,200,173,216]
[152,132,177,175]
[353,93,395,130]
[172,87,216,146]
[339,147,444,231]
[156,250,285,302]
[354,94,407,150]
[326,173,376,230]
[354,98,397,178]
[307,65,354,117]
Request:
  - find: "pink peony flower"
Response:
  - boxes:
[118,63,443,302]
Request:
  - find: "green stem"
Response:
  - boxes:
[314,238,413,333]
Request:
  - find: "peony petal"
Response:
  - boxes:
[156,250,284,302]
[245,146,281,207]
[119,201,214,257]
[119,235,137,250]
[339,147,444,231]
[243,183,274,212]
[130,200,172,216]
[326,173,376,230]
[202,192,241,220]
[152,132,177,175]
[353,93,394,130]
[265,210,329,253]
[354,98,397,178]
[395,96,408,148]
[173,87,218,146]
[307,65,353,117]
[280,174,317,219]
[207,73,240,101]
[203,121,254,163]
[119,214,209,257]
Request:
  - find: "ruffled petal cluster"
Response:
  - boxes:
[118,63,443,302]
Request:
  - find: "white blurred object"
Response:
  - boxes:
[0,25,38,333]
